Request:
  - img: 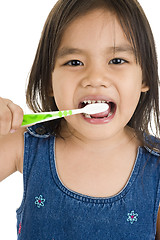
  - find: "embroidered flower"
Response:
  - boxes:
[18,222,22,234]
[35,195,45,208]
[127,210,138,224]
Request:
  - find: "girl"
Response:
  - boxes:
[0,0,160,239]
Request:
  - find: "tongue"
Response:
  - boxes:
[90,103,111,118]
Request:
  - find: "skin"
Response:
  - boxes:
[0,8,159,237]
[51,8,150,196]
[51,9,159,236]
[52,9,148,143]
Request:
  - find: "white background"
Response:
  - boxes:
[0,1,159,239]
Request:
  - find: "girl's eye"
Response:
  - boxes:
[109,58,127,65]
[64,60,83,66]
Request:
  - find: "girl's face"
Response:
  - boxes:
[51,9,149,141]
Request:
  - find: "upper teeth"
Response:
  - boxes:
[83,100,109,104]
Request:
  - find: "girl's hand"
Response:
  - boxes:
[0,97,24,136]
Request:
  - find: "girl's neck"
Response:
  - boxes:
[59,122,140,155]
[55,125,141,198]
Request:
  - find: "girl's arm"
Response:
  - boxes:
[0,97,24,181]
[156,206,160,240]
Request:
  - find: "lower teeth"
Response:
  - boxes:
[84,114,91,118]
[83,112,113,119]
[108,112,113,117]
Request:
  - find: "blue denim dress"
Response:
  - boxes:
[16,124,160,240]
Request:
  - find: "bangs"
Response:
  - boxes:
[56,0,152,67]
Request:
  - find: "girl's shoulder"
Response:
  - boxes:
[26,123,53,139]
[144,134,160,156]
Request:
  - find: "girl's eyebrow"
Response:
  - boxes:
[108,45,135,55]
[56,48,85,59]
[57,44,134,59]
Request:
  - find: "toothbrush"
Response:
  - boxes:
[22,103,109,127]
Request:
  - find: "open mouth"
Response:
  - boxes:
[78,100,116,119]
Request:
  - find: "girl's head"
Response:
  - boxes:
[26,0,159,148]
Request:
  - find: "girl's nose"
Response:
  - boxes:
[81,67,111,88]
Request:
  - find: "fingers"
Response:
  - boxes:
[0,97,24,135]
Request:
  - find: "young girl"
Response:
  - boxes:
[0,0,160,239]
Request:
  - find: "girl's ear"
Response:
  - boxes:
[141,82,149,93]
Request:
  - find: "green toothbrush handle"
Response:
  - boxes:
[22,110,73,126]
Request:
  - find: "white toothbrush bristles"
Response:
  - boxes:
[83,103,109,115]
